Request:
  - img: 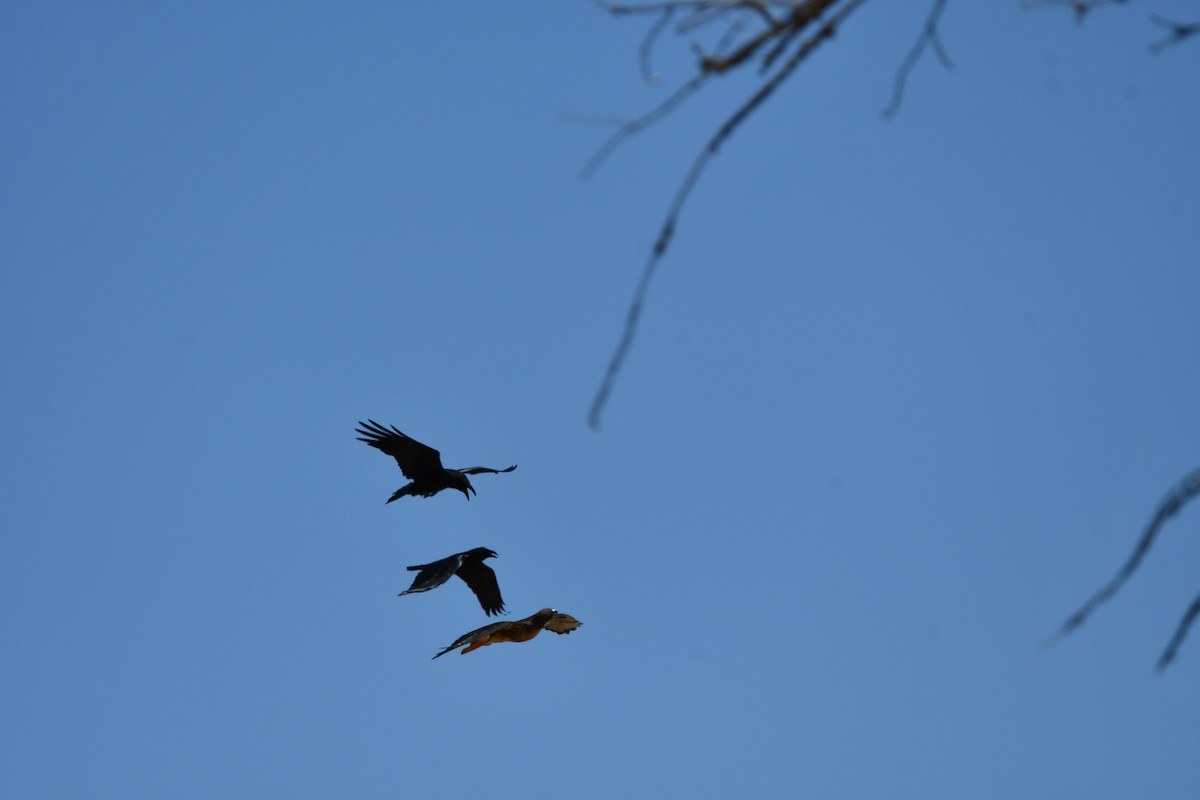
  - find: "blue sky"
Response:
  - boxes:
[2,2,1198,798]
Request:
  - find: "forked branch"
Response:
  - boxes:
[587,0,868,428]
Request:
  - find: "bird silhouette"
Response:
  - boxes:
[356,419,516,502]
[432,608,582,659]
[399,547,505,616]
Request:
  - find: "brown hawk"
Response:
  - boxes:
[432,608,582,659]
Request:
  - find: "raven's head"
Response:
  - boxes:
[445,470,475,500]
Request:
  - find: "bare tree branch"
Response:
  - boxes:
[583,1,806,177]
[581,73,711,178]
[1019,0,1129,26]
[1157,592,1200,672]
[591,0,1198,677]
[1045,468,1200,669]
[639,8,674,83]
[1149,14,1200,54]
[698,1,835,74]
[597,0,733,16]
[882,0,953,119]
[759,21,805,72]
[589,0,869,428]
[1022,2,1199,52]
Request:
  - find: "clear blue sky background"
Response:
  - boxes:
[2,2,1198,798]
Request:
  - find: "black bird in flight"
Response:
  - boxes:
[432,608,583,659]
[399,547,505,616]
[356,420,516,502]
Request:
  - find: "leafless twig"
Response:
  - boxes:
[1019,0,1128,25]
[589,0,868,428]
[1149,14,1200,54]
[1157,592,1200,672]
[1046,468,1200,670]
[581,73,711,178]
[882,0,953,119]
[639,9,674,83]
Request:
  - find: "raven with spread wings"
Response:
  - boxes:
[432,608,582,659]
[399,547,505,617]
[356,420,516,502]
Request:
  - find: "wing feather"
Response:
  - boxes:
[458,465,517,476]
[543,613,583,635]
[356,420,444,479]
[398,553,461,596]
[432,620,513,659]
[456,554,505,616]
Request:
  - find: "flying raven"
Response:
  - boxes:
[355,420,516,502]
[399,547,505,616]
[432,608,582,659]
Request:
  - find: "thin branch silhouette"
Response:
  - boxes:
[585,2,776,177]
[1157,592,1200,672]
[639,8,673,83]
[581,73,711,178]
[882,0,953,119]
[1046,467,1200,669]
[1019,0,1128,25]
[1148,14,1200,54]
[587,0,1182,427]
[587,0,870,428]
[1021,3,1199,52]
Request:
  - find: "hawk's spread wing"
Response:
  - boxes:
[456,554,505,617]
[356,420,444,480]
[544,614,583,635]
[432,620,512,659]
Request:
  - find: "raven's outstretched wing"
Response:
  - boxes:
[356,420,444,479]
[457,553,505,616]
[399,553,460,596]
[458,465,518,476]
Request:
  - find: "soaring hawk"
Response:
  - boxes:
[433,608,582,659]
